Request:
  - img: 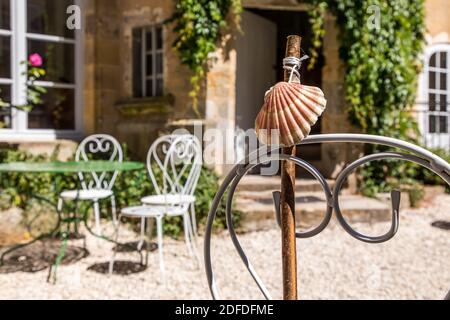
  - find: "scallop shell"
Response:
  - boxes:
[255,82,327,147]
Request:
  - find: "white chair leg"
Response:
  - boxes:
[183,213,195,259]
[156,215,166,285]
[190,204,198,239]
[184,213,200,267]
[110,196,118,226]
[109,214,122,275]
[57,197,63,213]
[137,217,146,251]
[93,200,101,235]
[146,218,154,265]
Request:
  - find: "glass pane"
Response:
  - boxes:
[0,0,10,30]
[440,72,447,90]
[440,94,447,111]
[146,80,153,97]
[441,51,447,68]
[429,115,436,133]
[429,71,436,89]
[0,35,10,78]
[156,26,163,49]
[28,88,75,130]
[28,40,74,83]
[430,53,437,68]
[0,84,11,128]
[146,54,153,76]
[429,93,436,111]
[27,0,75,38]
[156,78,163,96]
[132,28,143,98]
[439,116,448,133]
[156,53,163,74]
[146,29,152,51]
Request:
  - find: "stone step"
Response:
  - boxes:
[235,191,391,232]
[236,175,335,193]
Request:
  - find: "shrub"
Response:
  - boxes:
[356,145,450,207]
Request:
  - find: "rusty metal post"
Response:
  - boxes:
[280,35,301,300]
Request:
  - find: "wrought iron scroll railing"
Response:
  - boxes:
[204,134,450,300]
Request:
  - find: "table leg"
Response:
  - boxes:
[47,193,90,283]
[47,231,69,284]
[73,196,81,237]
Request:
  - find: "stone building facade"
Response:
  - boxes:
[82,0,352,176]
[0,0,449,177]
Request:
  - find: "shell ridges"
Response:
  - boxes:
[255,82,327,147]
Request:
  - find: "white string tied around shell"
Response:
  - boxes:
[283,55,309,84]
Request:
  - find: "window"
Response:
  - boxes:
[427,47,449,134]
[0,0,82,138]
[0,0,12,128]
[132,25,163,98]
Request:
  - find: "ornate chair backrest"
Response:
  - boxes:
[146,134,202,207]
[75,134,123,190]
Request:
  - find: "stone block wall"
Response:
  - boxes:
[84,0,202,159]
[81,0,447,175]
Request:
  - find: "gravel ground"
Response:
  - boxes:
[0,194,449,300]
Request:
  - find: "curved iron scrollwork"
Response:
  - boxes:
[76,134,123,190]
[204,134,450,300]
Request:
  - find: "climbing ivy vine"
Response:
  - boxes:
[305,0,427,198]
[307,0,425,137]
[170,0,242,115]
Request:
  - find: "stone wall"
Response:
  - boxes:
[84,0,121,137]
[424,0,450,43]
[320,14,362,179]
[205,37,238,175]
[84,0,201,159]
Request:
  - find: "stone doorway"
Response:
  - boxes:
[235,8,325,175]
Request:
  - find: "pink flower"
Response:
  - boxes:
[29,53,43,67]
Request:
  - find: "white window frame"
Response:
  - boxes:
[0,0,84,141]
[136,25,163,98]
[0,0,14,129]
[417,43,450,148]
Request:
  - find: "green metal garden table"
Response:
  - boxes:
[0,160,144,282]
[0,161,143,173]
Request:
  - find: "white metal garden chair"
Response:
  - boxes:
[109,134,202,283]
[58,134,123,235]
